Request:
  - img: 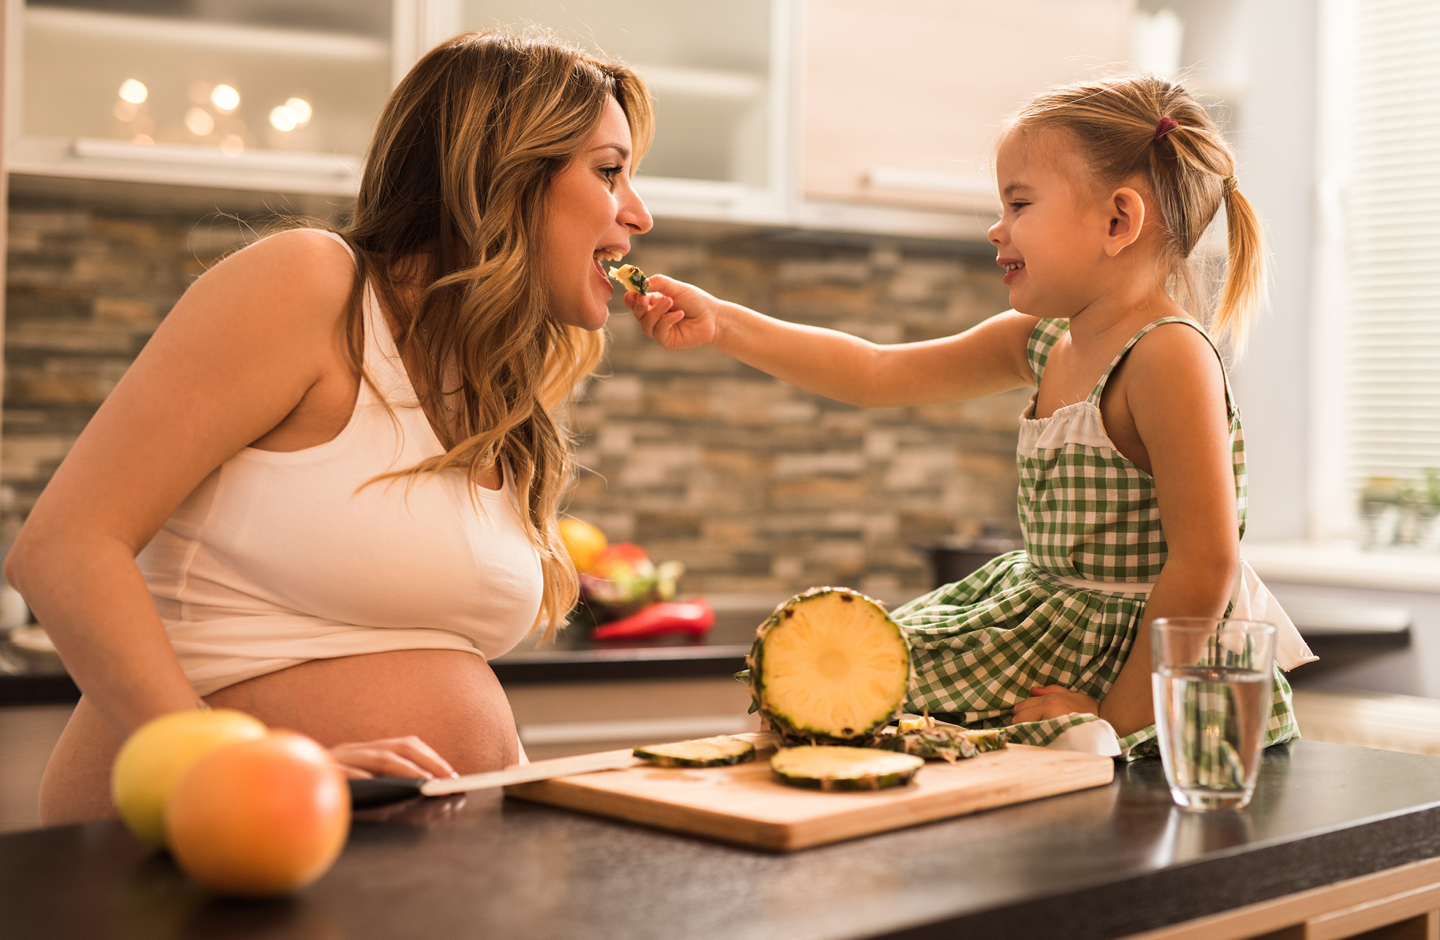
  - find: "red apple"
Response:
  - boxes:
[165,731,350,897]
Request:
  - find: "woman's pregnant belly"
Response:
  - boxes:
[38,648,516,826]
[206,648,519,774]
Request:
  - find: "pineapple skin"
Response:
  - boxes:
[878,727,1009,763]
[744,586,912,747]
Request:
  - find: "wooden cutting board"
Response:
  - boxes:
[505,742,1115,851]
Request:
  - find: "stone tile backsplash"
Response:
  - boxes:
[3,189,1024,603]
[573,236,1026,601]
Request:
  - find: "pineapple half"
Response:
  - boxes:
[744,587,911,746]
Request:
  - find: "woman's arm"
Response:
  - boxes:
[6,230,449,778]
[7,230,348,731]
[627,277,1038,406]
[1013,326,1238,737]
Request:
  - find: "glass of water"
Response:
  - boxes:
[1151,618,1277,811]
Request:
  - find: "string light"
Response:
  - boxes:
[118,79,147,104]
[268,105,298,132]
[184,108,215,136]
[283,97,312,127]
[210,84,240,112]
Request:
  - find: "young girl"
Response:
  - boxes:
[625,75,1313,756]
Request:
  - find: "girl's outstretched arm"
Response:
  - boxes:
[625,276,1036,407]
[1012,324,1239,737]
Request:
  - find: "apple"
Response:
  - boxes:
[165,731,351,897]
[111,708,268,848]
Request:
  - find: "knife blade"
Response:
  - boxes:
[349,747,641,808]
[348,731,780,809]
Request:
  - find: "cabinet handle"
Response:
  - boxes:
[866,165,995,197]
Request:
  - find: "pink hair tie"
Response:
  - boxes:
[1154,117,1180,141]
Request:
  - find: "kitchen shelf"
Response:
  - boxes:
[637,64,766,101]
[24,6,388,62]
[7,136,362,197]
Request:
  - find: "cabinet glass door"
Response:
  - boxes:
[18,0,394,187]
[459,1,776,192]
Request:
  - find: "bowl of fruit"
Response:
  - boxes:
[559,518,713,641]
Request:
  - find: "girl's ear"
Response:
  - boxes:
[1104,187,1146,257]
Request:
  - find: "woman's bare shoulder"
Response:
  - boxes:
[128,229,362,434]
[199,228,355,314]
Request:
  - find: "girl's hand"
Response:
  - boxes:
[624,275,722,351]
[329,735,460,781]
[1011,685,1100,724]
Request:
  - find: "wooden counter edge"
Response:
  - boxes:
[1121,855,1440,940]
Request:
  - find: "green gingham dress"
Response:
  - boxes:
[891,316,1303,759]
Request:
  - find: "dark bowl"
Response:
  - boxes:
[915,536,1023,589]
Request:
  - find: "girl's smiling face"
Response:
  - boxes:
[987,132,1113,320]
[542,96,653,331]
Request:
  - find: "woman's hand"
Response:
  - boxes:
[1011,685,1100,724]
[329,736,460,780]
[624,275,722,351]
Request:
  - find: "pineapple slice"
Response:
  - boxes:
[745,587,911,745]
[771,746,923,791]
[633,736,756,768]
[608,264,649,294]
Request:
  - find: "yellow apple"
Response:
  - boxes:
[112,708,268,848]
[558,518,608,573]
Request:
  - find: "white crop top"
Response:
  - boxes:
[137,231,543,696]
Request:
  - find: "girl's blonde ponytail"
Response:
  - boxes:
[1214,182,1265,357]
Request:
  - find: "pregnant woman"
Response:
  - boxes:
[6,30,654,824]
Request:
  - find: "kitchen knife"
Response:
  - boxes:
[349,731,781,808]
[349,747,640,808]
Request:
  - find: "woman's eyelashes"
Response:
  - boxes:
[600,165,624,187]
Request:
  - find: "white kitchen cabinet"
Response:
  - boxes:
[5,0,1153,240]
[801,0,1134,216]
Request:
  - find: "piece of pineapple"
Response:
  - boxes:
[770,746,923,791]
[607,264,649,294]
[744,587,911,746]
[633,736,756,768]
[878,726,1008,763]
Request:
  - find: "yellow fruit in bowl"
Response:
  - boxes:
[559,518,608,573]
[111,708,268,848]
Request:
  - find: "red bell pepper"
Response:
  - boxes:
[591,598,714,641]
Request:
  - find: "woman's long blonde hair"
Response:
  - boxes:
[336,30,653,639]
[1003,75,1264,355]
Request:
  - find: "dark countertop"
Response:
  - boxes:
[4,740,1440,940]
[0,602,776,705]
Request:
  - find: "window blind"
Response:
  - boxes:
[1346,0,1440,484]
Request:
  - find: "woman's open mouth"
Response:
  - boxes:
[594,247,626,287]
